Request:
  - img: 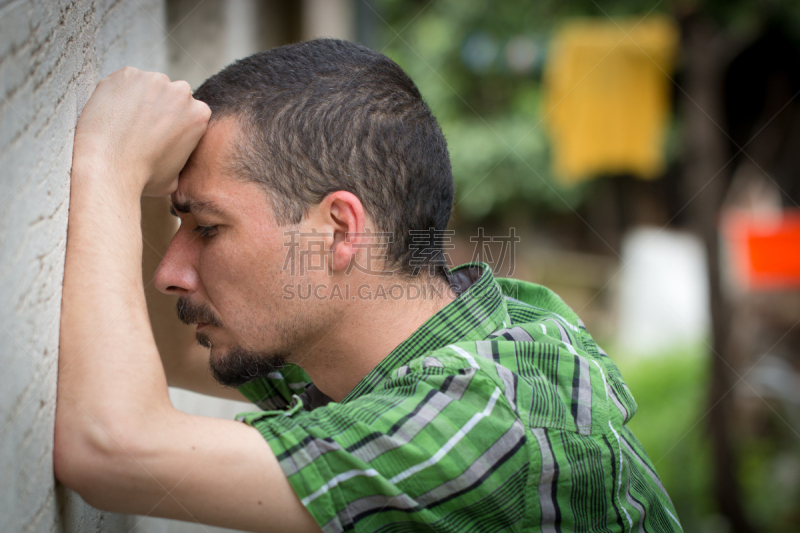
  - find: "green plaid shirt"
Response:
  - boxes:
[236,263,681,532]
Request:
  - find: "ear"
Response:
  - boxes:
[318,191,366,273]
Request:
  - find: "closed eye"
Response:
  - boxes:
[170,205,218,239]
[193,225,218,239]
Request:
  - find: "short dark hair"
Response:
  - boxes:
[193,38,454,278]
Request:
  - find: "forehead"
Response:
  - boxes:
[174,117,258,213]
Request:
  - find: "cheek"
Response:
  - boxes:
[195,242,244,308]
[197,235,286,309]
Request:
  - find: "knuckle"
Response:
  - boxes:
[198,102,212,121]
[172,80,192,96]
[146,71,170,87]
[104,66,130,82]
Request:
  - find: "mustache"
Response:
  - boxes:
[176,297,223,327]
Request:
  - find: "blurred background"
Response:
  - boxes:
[151,0,800,532]
[2,0,795,531]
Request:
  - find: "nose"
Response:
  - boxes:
[154,228,201,296]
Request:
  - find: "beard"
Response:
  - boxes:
[176,296,290,388]
[206,345,288,388]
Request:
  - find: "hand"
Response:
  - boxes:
[73,67,211,197]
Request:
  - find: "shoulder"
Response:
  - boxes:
[242,348,531,532]
[345,349,519,429]
[496,278,584,336]
[243,352,519,436]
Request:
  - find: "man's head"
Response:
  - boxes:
[194,38,454,276]
[155,39,455,387]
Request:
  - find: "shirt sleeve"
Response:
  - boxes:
[241,359,530,532]
[236,363,313,410]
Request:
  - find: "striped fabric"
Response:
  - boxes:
[236,263,682,532]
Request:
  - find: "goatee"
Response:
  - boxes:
[175,297,291,387]
[208,346,288,388]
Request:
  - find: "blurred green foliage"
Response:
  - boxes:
[372,0,675,222]
[371,0,800,224]
[615,347,716,532]
[616,345,800,533]
[369,3,800,530]
[375,1,571,221]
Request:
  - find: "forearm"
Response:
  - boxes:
[51,69,319,531]
[55,171,309,529]
[57,157,172,458]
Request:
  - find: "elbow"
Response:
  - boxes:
[54,414,109,500]
[53,413,141,509]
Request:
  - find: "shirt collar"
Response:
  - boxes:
[341,262,507,403]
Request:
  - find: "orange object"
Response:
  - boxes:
[722,210,800,290]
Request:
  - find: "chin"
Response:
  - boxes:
[207,344,289,388]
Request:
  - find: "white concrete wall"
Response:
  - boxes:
[167,0,265,90]
[0,1,167,531]
[2,2,358,530]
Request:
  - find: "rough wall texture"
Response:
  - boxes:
[1,2,357,531]
[0,1,165,531]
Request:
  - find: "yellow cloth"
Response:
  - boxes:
[543,17,679,183]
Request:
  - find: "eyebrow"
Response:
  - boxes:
[170,199,227,218]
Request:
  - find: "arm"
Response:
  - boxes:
[54,67,319,532]
[141,195,248,401]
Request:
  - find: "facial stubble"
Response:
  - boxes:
[176,296,290,388]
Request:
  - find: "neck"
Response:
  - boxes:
[297,275,456,402]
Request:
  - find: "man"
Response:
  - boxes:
[55,39,681,532]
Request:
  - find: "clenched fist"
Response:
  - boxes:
[73,67,211,197]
